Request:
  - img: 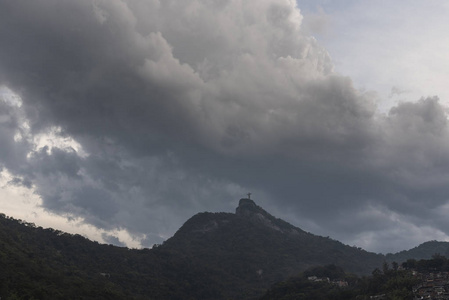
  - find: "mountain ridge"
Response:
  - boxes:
[235,198,307,235]
[157,197,386,298]
[1,199,449,299]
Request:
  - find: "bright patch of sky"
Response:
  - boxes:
[0,169,145,248]
[298,0,449,112]
[0,86,22,107]
[0,88,139,247]
[32,127,88,158]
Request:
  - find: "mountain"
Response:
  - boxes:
[0,212,233,299]
[0,198,446,299]
[158,198,384,298]
[386,240,449,263]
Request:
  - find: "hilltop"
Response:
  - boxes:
[0,199,448,299]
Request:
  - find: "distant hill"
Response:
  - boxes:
[0,199,447,299]
[386,240,449,263]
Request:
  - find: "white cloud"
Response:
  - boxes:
[32,127,88,158]
[0,169,145,248]
[303,1,449,110]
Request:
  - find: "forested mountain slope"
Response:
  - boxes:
[0,199,446,299]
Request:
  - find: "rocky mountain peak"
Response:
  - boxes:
[235,198,258,215]
[235,198,301,235]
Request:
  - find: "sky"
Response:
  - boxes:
[0,0,449,254]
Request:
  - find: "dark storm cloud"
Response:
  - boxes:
[1,0,449,252]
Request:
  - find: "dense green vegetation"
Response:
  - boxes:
[0,214,129,299]
[402,253,449,272]
[260,263,420,300]
[386,240,449,263]
[162,210,384,297]
[261,257,449,300]
[1,199,449,299]
[0,213,234,299]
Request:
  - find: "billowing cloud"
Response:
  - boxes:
[1,0,449,253]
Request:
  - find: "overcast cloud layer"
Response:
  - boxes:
[1,0,449,253]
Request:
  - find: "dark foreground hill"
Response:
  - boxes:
[0,198,447,299]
